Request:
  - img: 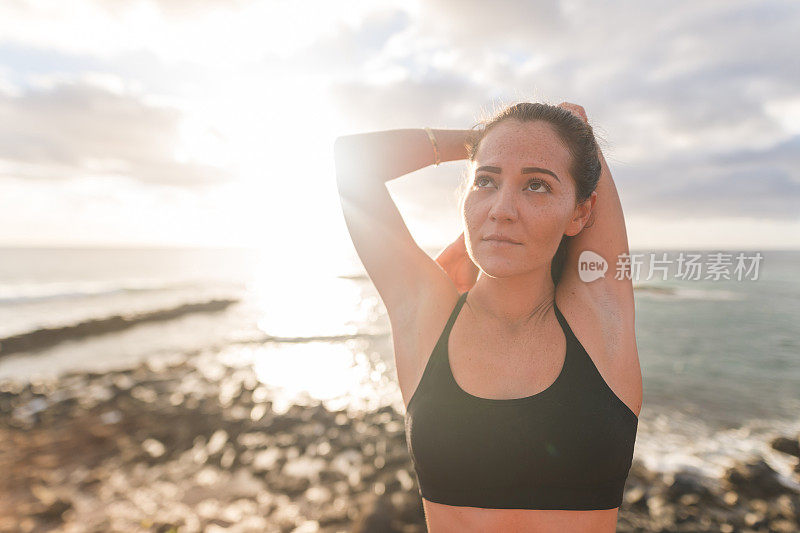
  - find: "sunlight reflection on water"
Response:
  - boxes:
[216,337,397,414]
[247,271,378,338]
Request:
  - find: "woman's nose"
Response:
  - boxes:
[488,187,518,222]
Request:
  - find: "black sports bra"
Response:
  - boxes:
[403,290,638,510]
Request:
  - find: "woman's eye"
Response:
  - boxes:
[474,175,493,187]
[527,180,550,193]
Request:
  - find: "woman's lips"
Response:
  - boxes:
[483,238,521,246]
[483,233,522,245]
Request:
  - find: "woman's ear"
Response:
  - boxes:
[566,191,597,236]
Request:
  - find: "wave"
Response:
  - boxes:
[634,410,800,492]
[0,280,244,305]
[0,298,240,358]
[633,283,744,301]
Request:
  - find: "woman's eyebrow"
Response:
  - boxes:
[475,165,560,183]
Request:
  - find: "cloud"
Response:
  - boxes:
[613,134,800,220]
[331,73,491,131]
[0,0,397,66]
[325,0,800,225]
[290,8,411,73]
[0,75,228,186]
[332,0,797,155]
[120,0,255,18]
[419,0,567,47]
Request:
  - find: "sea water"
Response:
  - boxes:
[1,246,798,487]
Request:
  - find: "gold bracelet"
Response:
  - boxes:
[423,127,441,167]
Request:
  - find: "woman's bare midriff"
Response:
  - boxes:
[422,498,619,533]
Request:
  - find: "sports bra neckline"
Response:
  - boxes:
[445,290,571,404]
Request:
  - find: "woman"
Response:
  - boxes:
[334,102,643,533]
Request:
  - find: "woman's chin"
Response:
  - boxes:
[473,257,520,278]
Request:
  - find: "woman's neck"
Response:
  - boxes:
[466,271,556,330]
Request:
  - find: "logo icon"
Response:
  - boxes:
[578,250,607,282]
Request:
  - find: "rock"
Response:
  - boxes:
[769,518,800,532]
[723,458,798,498]
[151,522,183,533]
[628,457,659,484]
[390,491,424,524]
[351,496,398,533]
[206,429,229,455]
[142,438,166,458]
[772,494,799,520]
[664,470,715,501]
[743,500,770,528]
[771,436,800,459]
[722,491,739,506]
[32,498,72,522]
[623,485,648,511]
[646,494,676,524]
[317,502,349,528]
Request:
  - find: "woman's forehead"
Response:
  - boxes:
[480,120,561,148]
[475,122,571,170]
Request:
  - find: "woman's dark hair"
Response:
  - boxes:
[460,102,602,285]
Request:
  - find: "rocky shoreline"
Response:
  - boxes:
[0,298,240,358]
[1,351,799,532]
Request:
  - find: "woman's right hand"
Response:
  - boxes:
[435,231,479,293]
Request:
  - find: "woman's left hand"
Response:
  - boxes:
[435,231,479,293]
[558,102,589,124]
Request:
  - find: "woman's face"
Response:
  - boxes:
[463,119,583,279]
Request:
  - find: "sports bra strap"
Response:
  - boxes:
[553,300,579,346]
[445,291,469,332]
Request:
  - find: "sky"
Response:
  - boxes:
[1,0,799,274]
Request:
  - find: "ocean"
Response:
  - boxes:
[1,246,798,490]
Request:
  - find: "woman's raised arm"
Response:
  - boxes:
[557,103,636,322]
[334,128,473,185]
[333,128,473,329]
